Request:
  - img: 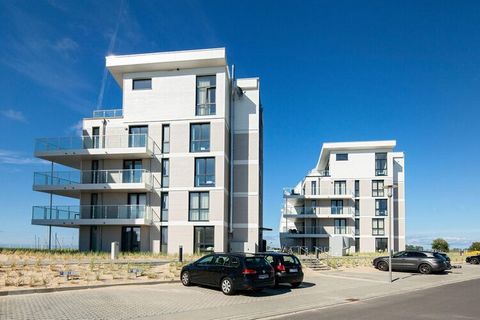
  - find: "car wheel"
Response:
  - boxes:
[221,277,235,295]
[377,261,388,271]
[418,264,432,274]
[291,282,301,288]
[472,258,479,265]
[181,271,191,286]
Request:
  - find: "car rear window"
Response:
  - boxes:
[434,253,446,260]
[282,255,300,266]
[245,257,270,268]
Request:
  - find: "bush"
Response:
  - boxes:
[468,242,480,251]
[431,238,449,252]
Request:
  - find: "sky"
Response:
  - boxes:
[0,0,479,249]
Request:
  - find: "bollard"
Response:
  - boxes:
[179,245,183,262]
[111,241,119,260]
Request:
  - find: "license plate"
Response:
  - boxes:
[258,274,269,279]
[290,268,298,273]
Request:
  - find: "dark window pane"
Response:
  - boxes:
[133,79,152,90]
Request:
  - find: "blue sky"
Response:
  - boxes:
[0,0,479,249]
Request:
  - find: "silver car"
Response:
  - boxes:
[373,251,449,274]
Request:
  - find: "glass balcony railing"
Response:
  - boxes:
[286,227,328,235]
[33,170,152,186]
[35,134,159,153]
[92,109,123,118]
[283,187,354,197]
[32,205,151,220]
[284,206,354,216]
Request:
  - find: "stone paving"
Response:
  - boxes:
[1,265,479,320]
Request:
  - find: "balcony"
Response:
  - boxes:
[31,205,154,227]
[283,187,354,199]
[33,170,154,198]
[282,226,355,238]
[283,206,355,218]
[34,134,159,168]
[92,109,123,118]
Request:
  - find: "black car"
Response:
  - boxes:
[435,252,452,269]
[258,252,304,288]
[180,253,275,295]
[373,251,449,274]
[466,254,480,264]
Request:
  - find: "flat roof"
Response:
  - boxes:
[106,47,227,87]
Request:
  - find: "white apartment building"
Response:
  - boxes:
[32,48,264,254]
[279,141,405,255]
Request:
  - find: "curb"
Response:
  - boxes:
[0,279,181,296]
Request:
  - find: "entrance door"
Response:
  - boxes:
[123,160,142,183]
[90,226,99,251]
[121,226,140,252]
[128,193,146,219]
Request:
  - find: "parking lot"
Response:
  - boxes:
[1,265,479,320]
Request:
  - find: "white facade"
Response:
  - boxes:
[32,48,263,254]
[279,141,405,255]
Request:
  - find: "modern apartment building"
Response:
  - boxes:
[32,48,264,254]
[279,141,405,255]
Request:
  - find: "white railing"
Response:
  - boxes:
[33,170,152,186]
[32,205,152,221]
[283,187,354,197]
[92,109,123,118]
[35,134,160,154]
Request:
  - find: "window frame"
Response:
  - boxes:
[189,191,210,221]
[375,153,388,176]
[161,192,169,222]
[336,153,348,161]
[132,78,152,90]
[375,199,388,216]
[372,218,385,236]
[194,157,215,187]
[190,123,211,152]
[334,180,347,195]
[162,124,170,154]
[161,158,169,188]
[334,218,347,234]
[331,200,344,215]
[196,75,216,116]
[375,238,388,252]
[372,180,385,197]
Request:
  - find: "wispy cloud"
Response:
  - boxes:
[1,109,28,123]
[68,120,84,136]
[0,149,47,165]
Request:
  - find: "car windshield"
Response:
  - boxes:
[245,257,270,268]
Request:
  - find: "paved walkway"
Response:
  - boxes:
[0,265,478,320]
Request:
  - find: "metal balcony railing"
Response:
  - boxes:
[92,109,123,118]
[35,134,159,153]
[32,205,152,220]
[33,170,153,186]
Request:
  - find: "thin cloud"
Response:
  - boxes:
[0,149,47,165]
[1,109,28,123]
[68,120,84,136]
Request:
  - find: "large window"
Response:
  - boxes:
[190,123,210,152]
[195,157,215,187]
[123,160,142,183]
[121,227,140,252]
[372,180,384,197]
[161,226,168,253]
[375,153,387,176]
[189,192,209,221]
[355,218,360,236]
[375,199,388,216]
[194,226,214,254]
[92,127,100,149]
[355,199,360,216]
[311,181,317,195]
[132,78,152,90]
[162,124,170,154]
[161,193,169,221]
[162,159,169,188]
[375,238,388,252]
[354,180,360,197]
[336,153,348,161]
[129,126,148,148]
[372,218,385,235]
[331,200,343,214]
[196,76,216,116]
[334,181,346,195]
[334,219,347,234]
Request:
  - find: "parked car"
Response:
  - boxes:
[372,251,449,274]
[258,252,304,288]
[180,253,275,295]
[435,252,452,269]
[466,254,480,264]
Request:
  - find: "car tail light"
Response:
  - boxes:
[242,268,257,275]
[276,263,286,272]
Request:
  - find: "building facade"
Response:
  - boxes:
[32,48,263,254]
[279,141,405,255]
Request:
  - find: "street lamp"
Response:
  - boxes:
[384,184,397,283]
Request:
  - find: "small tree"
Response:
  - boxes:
[469,242,480,251]
[431,238,449,252]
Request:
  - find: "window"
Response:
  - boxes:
[334,181,346,195]
[372,218,385,235]
[311,200,318,214]
[123,160,142,183]
[355,237,360,253]
[196,254,214,265]
[334,219,347,234]
[189,192,209,221]
[195,157,215,187]
[406,252,426,258]
[355,218,360,236]
[196,76,216,115]
[372,180,384,197]
[190,123,210,152]
[354,180,360,197]
[375,238,388,252]
[213,255,230,266]
[331,200,343,214]
[92,127,100,149]
[375,199,388,216]
[161,193,168,221]
[162,159,169,188]
[161,226,168,253]
[132,78,152,90]
[121,227,140,252]
[375,153,387,176]
[162,124,170,154]
[355,199,360,216]
[311,181,317,195]
[194,226,214,254]
[336,153,348,161]
[129,126,148,148]
[230,256,240,268]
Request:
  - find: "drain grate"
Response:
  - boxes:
[345,298,360,302]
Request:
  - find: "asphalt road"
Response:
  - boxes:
[276,278,480,320]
